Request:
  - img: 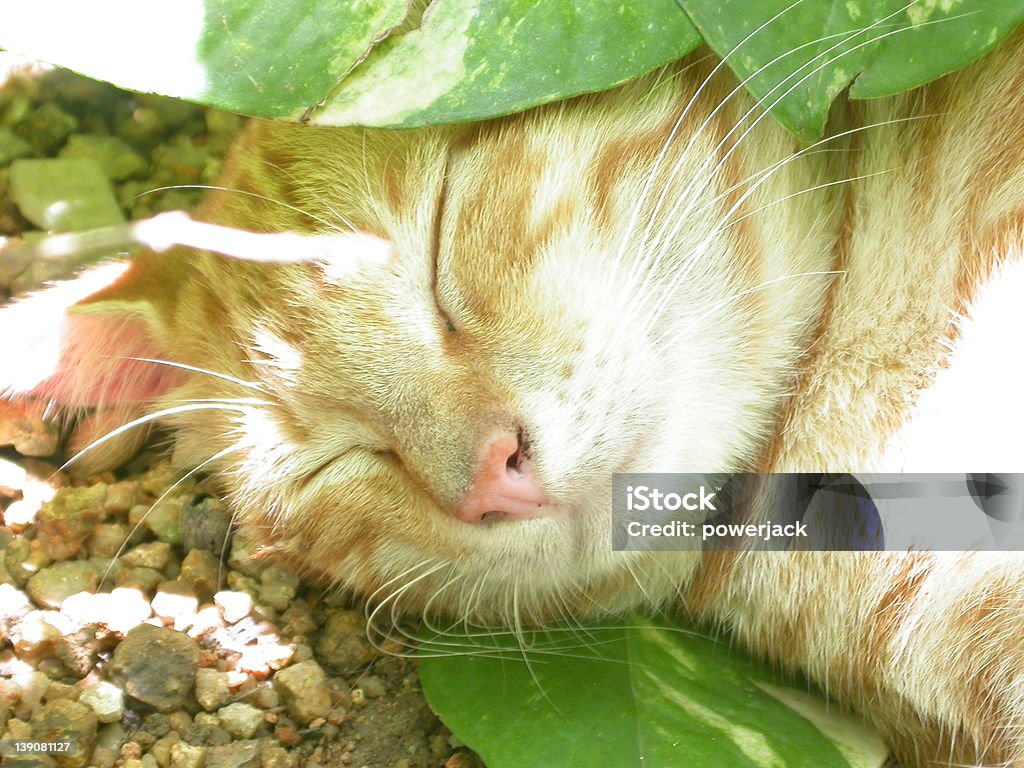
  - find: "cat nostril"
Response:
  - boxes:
[505,445,524,473]
[453,428,551,524]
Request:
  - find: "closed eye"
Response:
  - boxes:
[298,446,392,490]
[431,154,458,334]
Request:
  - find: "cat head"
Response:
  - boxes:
[0,62,840,625]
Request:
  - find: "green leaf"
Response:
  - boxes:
[0,0,410,117]
[677,1,1024,142]
[0,0,699,125]
[313,0,701,126]
[419,616,888,768]
[849,1,1024,98]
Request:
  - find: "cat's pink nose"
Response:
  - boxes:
[453,431,550,524]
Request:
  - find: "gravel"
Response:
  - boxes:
[0,60,480,768]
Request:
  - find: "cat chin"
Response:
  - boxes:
[358,534,701,623]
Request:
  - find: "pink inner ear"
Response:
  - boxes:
[0,262,183,407]
[36,314,183,407]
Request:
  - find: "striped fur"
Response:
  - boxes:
[4,31,1024,767]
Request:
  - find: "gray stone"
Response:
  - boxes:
[110,625,199,713]
[257,566,298,613]
[314,609,376,673]
[180,496,232,555]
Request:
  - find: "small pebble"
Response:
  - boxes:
[93,721,127,755]
[0,399,60,458]
[185,604,224,639]
[152,582,199,624]
[109,624,199,713]
[88,523,132,559]
[0,583,32,626]
[356,675,387,699]
[8,157,123,232]
[134,498,184,546]
[314,610,376,673]
[121,541,173,570]
[26,560,100,608]
[55,627,101,679]
[30,698,97,768]
[169,741,206,768]
[102,482,139,514]
[216,702,264,739]
[149,733,180,768]
[79,680,124,723]
[16,103,78,153]
[114,566,164,593]
[248,685,278,710]
[214,590,253,624]
[0,126,33,164]
[58,134,147,181]
[257,566,298,612]
[116,107,164,151]
[179,549,220,600]
[258,742,293,768]
[273,660,331,725]
[194,668,231,712]
[205,739,260,768]
[34,483,108,561]
[182,721,231,747]
[168,710,192,735]
[41,679,75,702]
[179,496,232,554]
[60,588,152,634]
[227,531,265,577]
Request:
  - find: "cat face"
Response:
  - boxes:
[2,62,843,624]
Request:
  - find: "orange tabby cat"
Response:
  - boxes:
[3,28,1024,766]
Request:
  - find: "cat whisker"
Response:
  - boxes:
[615,0,811,288]
[647,6,968,277]
[609,18,930,358]
[636,115,938,338]
[258,159,358,234]
[365,560,450,656]
[118,357,268,393]
[691,114,931,235]
[135,184,349,233]
[721,170,891,227]
[58,401,271,474]
[629,22,894,294]
[98,444,242,589]
[640,7,927,282]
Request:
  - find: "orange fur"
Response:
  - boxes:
[4,33,1024,765]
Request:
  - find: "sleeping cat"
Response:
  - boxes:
[3,26,1024,768]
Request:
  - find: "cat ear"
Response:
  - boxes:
[0,259,183,408]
